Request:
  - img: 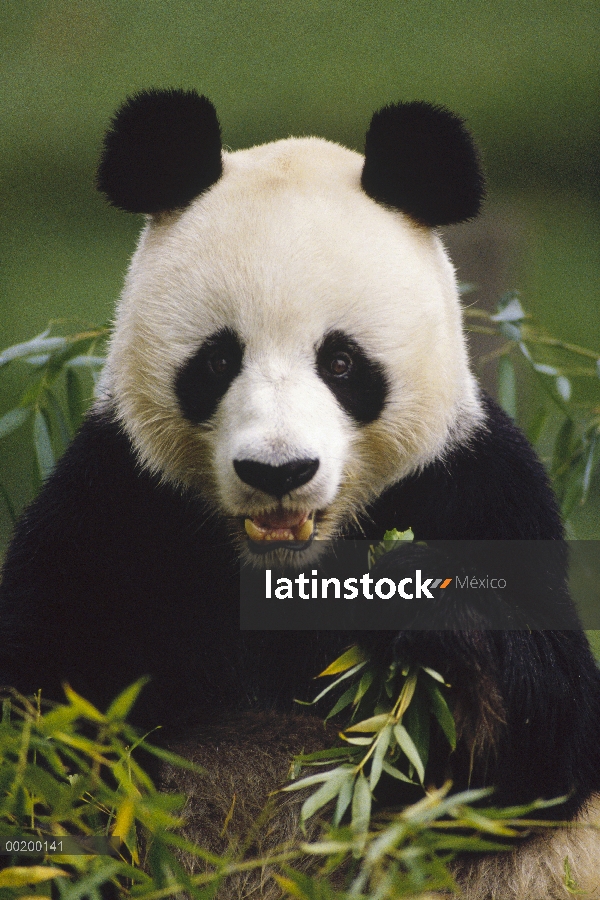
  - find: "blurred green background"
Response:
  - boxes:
[1,0,599,558]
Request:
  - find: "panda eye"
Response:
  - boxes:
[209,352,231,376]
[176,327,244,425]
[329,352,352,378]
[316,330,388,425]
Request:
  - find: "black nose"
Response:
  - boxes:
[233,458,319,498]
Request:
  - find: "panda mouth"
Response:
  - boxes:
[244,510,315,543]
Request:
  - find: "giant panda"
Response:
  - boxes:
[1,89,600,898]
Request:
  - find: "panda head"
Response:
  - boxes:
[98,89,484,553]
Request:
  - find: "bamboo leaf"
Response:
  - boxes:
[381,760,417,785]
[106,678,150,721]
[299,661,366,706]
[553,419,577,473]
[0,866,67,887]
[556,375,571,402]
[62,684,106,722]
[582,432,598,503]
[421,666,446,684]
[300,768,353,824]
[47,390,71,450]
[318,645,366,677]
[497,355,517,420]
[284,765,350,793]
[333,772,355,826]
[0,333,67,368]
[393,724,425,784]
[370,723,392,790]
[33,408,54,480]
[340,735,373,746]
[66,367,85,430]
[351,771,371,834]
[403,688,430,773]
[325,685,356,721]
[0,407,31,439]
[424,682,457,750]
[491,293,525,323]
[346,713,390,733]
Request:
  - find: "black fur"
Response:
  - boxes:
[316,330,388,424]
[1,395,600,817]
[176,327,244,424]
[97,89,222,214]
[361,101,485,226]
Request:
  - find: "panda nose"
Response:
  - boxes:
[233,458,319,499]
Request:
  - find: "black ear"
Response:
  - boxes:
[361,102,485,226]
[97,89,222,214]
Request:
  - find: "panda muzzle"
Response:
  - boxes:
[244,511,314,542]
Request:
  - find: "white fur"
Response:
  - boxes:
[102,136,482,536]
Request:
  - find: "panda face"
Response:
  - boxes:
[104,137,481,548]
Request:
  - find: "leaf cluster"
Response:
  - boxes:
[465,292,600,526]
[0,325,108,521]
[288,647,456,839]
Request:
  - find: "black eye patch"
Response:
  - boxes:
[316,331,388,424]
[175,328,244,424]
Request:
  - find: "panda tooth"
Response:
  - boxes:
[245,518,265,541]
[295,517,314,542]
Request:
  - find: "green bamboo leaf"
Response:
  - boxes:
[553,419,577,473]
[333,772,355,826]
[318,645,367,677]
[62,684,107,722]
[283,765,349,793]
[393,724,425,784]
[381,760,417,785]
[341,735,373,746]
[106,678,150,721]
[424,681,457,750]
[369,723,392,790]
[0,867,68,887]
[346,713,390,733]
[298,660,366,706]
[0,333,67,368]
[47,390,71,450]
[582,432,598,503]
[0,407,31,439]
[351,771,371,834]
[527,407,548,445]
[353,669,374,706]
[403,688,430,773]
[324,684,356,721]
[66,367,85,430]
[556,375,572,402]
[300,768,353,824]
[533,363,558,376]
[497,355,517,420]
[33,408,55,480]
[491,293,525,323]
[66,355,106,368]
[421,666,446,684]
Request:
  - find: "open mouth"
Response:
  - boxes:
[244,510,315,543]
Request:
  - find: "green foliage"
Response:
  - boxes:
[0,684,574,899]
[0,325,108,522]
[289,647,456,837]
[466,292,600,531]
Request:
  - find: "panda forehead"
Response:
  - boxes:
[130,136,455,352]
